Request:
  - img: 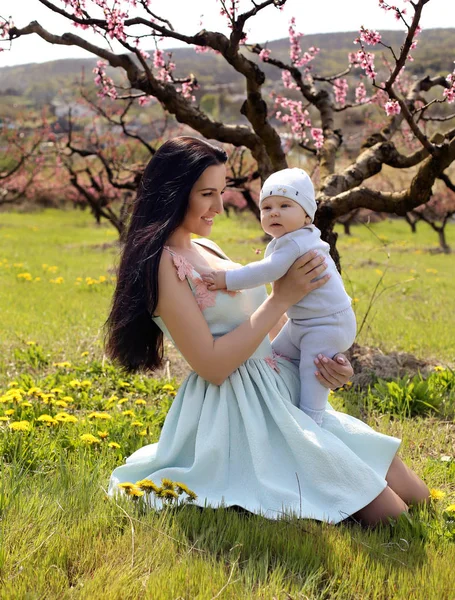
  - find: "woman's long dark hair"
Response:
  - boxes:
[105,136,228,372]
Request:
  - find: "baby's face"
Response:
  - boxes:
[260,195,310,238]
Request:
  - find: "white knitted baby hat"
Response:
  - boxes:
[259,167,317,222]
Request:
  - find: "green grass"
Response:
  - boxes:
[1,209,455,599]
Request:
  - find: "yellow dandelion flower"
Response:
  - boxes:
[7,390,23,402]
[9,420,32,432]
[69,380,81,388]
[98,275,107,283]
[175,482,197,501]
[375,269,383,276]
[55,413,78,423]
[131,421,144,427]
[117,398,129,405]
[175,482,191,495]
[5,409,15,416]
[26,341,36,346]
[88,412,112,420]
[136,479,160,493]
[7,381,18,388]
[80,351,89,357]
[157,488,179,500]
[80,380,92,388]
[62,396,74,403]
[108,442,120,449]
[37,414,58,425]
[430,488,446,500]
[27,387,42,396]
[118,482,135,491]
[42,263,48,270]
[20,402,33,408]
[135,399,146,405]
[34,277,41,282]
[54,400,68,408]
[139,430,147,436]
[53,361,72,369]
[18,273,33,281]
[0,416,10,421]
[80,433,101,444]
[444,504,455,513]
[426,268,438,274]
[51,388,64,395]
[162,384,175,392]
[161,478,175,490]
[75,277,83,282]
[434,366,445,372]
[47,266,58,273]
[129,487,144,497]
[122,410,135,417]
[97,431,109,439]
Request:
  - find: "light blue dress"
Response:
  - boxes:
[108,239,401,524]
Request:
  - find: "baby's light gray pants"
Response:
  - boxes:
[272,307,357,425]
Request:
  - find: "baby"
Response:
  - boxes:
[202,167,356,426]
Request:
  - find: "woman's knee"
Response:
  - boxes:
[386,455,431,507]
[351,485,408,528]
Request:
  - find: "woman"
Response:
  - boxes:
[106,137,430,527]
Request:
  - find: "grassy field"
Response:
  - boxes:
[1,209,455,599]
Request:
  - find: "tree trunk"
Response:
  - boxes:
[241,189,260,221]
[316,215,341,273]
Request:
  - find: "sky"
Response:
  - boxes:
[1,0,454,68]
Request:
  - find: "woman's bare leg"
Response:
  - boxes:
[385,455,431,507]
[350,485,409,527]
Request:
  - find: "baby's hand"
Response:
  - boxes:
[201,270,227,290]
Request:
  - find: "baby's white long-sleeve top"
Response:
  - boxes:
[225,226,352,319]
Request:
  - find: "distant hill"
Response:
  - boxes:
[1,28,453,101]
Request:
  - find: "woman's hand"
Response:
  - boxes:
[315,353,354,389]
[272,251,329,310]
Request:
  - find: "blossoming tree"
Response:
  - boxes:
[2,0,455,266]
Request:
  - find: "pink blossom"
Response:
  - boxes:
[153,49,165,70]
[443,65,455,103]
[274,94,311,138]
[259,48,271,61]
[311,128,324,149]
[355,82,367,104]
[333,78,348,107]
[354,49,376,79]
[371,87,388,107]
[92,60,117,100]
[138,96,151,106]
[384,99,401,116]
[359,26,382,46]
[281,70,297,90]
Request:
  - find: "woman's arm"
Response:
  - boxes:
[156,250,328,385]
[268,313,288,342]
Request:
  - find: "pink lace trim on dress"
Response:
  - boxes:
[164,246,219,311]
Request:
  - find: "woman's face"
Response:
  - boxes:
[182,163,226,236]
